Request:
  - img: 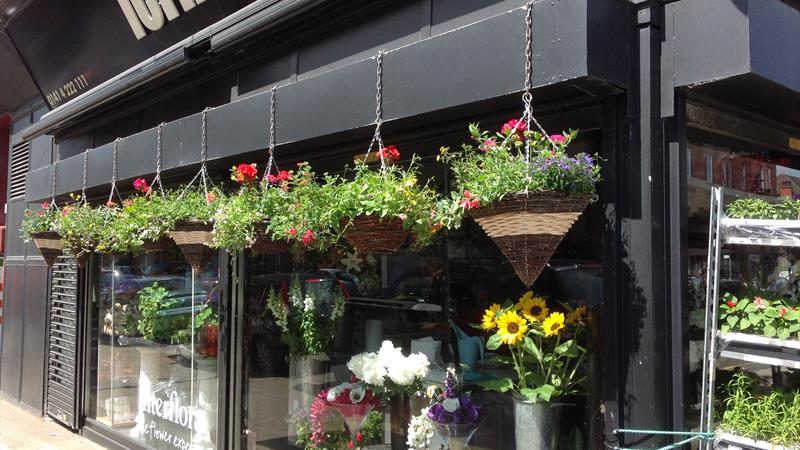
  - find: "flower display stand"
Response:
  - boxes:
[471,191,592,287]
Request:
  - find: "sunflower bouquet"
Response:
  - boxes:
[478,292,588,403]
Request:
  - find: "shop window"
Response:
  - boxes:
[88,249,220,450]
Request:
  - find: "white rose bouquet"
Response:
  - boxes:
[347,340,431,397]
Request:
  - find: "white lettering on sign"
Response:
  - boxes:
[46,74,90,108]
[142,391,199,432]
[118,0,208,40]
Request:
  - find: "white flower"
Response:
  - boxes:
[388,364,418,386]
[377,340,404,367]
[443,397,460,413]
[347,353,370,380]
[407,353,431,379]
[407,408,435,450]
[303,295,315,313]
[361,361,388,386]
[340,251,364,273]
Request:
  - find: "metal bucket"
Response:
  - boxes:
[514,399,563,450]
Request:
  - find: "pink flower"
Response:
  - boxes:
[40,202,49,209]
[479,139,496,153]
[288,227,298,237]
[460,190,479,210]
[206,192,217,202]
[501,119,527,138]
[780,306,788,317]
[133,177,150,193]
[754,297,767,310]
[267,170,293,185]
[302,230,316,246]
[106,200,117,208]
[549,134,565,144]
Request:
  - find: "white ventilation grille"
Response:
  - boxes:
[9,142,30,200]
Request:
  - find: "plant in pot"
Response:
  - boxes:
[347,340,431,450]
[290,388,385,450]
[266,162,348,252]
[340,148,443,254]
[211,163,290,254]
[106,178,176,254]
[478,291,589,450]
[440,121,601,286]
[59,195,120,267]
[136,282,188,344]
[719,292,800,340]
[163,187,224,270]
[21,201,64,267]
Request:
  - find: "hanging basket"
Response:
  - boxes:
[345,215,409,254]
[31,231,64,267]
[75,251,92,269]
[471,191,594,287]
[140,236,174,253]
[169,220,215,270]
[252,221,290,255]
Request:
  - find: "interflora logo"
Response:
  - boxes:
[117,0,208,40]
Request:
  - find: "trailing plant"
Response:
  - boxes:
[58,194,119,255]
[340,153,444,248]
[266,163,348,252]
[726,197,800,220]
[438,120,601,216]
[162,186,224,224]
[478,291,589,402]
[105,178,176,253]
[720,292,800,340]
[720,370,800,446]
[20,201,60,241]
[265,276,346,359]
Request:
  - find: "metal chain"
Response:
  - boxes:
[365,51,386,168]
[152,122,165,194]
[521,0,554,160]
[264,85,277,182]
[50,160,58,207]
[81,149,89,203]
[108,138,121,204]
[200,108,210,198]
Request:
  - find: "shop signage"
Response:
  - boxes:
[141,390,211,450]
[5,0,253,109]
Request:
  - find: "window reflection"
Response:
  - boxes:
[91,249,219,450]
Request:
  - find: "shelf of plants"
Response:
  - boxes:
[700,187,800,450]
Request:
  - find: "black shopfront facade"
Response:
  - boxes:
[2,1,800,449]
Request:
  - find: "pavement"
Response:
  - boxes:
[0,398,105,450]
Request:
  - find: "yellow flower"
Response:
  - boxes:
[542,312,566,337]
[518,295,548,322]
[404,176,417,187]
[481,303,502,331]
[566,306,587,325]
[496,310,528,345]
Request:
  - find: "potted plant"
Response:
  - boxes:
[440,121,601,286]
[725,197,800,220]
[720,292,800,340]
[340,147,442,253]
[59,195,120,267]
[478,291,588,450]
[21,201,63,267]
[347,340,431,450]
[423,365,481,450]
[106,178,175,254]
[164,187,223,270]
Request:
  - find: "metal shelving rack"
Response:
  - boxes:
[699,187,800,450]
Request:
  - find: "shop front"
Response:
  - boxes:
[4,0,800,449]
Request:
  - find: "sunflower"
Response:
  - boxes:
[496,310,528,345]
[566,306,587,325]
[542,312,566,337]
[518,296,549,322]
[481,303,502,331]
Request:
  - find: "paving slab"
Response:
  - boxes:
[0,398,105,450]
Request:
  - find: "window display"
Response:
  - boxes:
[89,249,220,450]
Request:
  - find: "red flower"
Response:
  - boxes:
[549,134,565,144]
[356,433,363,443]
[106,200,117,208]
[40,201,49,209]
[302,230,316,246]
[267,170,293,185]
[726,300,736,308]
[780,307,788,317]
[133,177,150,193]
[501,118,527,138]
[37,210,45,217]
[460,190,479,210]
[232,163,258,184]
[288,227,298,237]
[479,139,496,153]
[378,145,401,162]
[206,192,217,202]
[347,441,354,449]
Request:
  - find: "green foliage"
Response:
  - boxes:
[105,193,176,253]
[439,122,601,219]
[293,409,383,450]
[58,195,118,255]
[720,370,800,446]
[161,187,224,224]
[719,292,800,340]
[339,158,443,248]
[211,186,265,251]
[266,276,346,359]
[136,282,182,342]
[726,197,800,220]
[20,201,60,241]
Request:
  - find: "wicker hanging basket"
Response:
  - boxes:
[31,231,64,267]
[169,220,215,270]
[345,215,409,254]
[251,221,290,255]
[140,236,174,253]
[471,191,594,287]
